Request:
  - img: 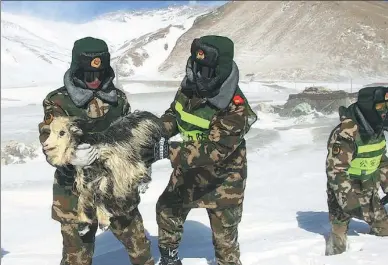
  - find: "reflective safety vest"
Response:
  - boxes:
[174,88,257,142]
[175,95,216,141]
[347,135,386,180]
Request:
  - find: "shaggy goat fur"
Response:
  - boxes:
[43,110,165,226]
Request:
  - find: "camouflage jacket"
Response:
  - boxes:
[39,86,130,139]
[38,84,132,223]
[161,88,257,209]
[326,114,388,216]
[39,84,131,180]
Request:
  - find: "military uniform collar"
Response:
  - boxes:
[63,67,118,108]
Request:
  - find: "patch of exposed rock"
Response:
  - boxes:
[274,86,358,117]
[114,25,185,77]
[1,141,39,165]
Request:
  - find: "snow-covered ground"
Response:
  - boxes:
[1,80,387,265]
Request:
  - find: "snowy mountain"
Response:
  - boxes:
[159,1,388,82]
[1,5,212,88]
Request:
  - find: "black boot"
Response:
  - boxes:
[158,247,182,265]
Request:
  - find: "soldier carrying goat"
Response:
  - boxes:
[38,36,159,265]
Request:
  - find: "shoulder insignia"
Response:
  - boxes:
[233,95,244,105]
[332,143,341,156]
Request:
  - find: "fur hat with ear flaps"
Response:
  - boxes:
[70,37,111,72]
[191,35,234,83]
[182,35,239,110]
[64,36,118,108]
[339,84,388,140]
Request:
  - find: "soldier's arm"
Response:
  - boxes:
[378,151,388,194]
[168,102,247,170]
[160,94,179,139]
[326,122,361,213]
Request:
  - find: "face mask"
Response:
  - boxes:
[192,61,221,98]
[76,70,104,89]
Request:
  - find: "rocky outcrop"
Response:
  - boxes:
[275,86,357,116]
[1,141,39,165]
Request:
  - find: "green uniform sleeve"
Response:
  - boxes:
[326,120,361,213]
[168,101,247,169]
[160,95,179,139]
[379,151,388,194]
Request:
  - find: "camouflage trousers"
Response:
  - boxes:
[156,190,243,265]
[326,179,388,255]
[327,179,388,234]
[59,207,154,265]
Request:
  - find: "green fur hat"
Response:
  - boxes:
[70,36,110,72]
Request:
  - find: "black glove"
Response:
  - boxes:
[141,137,169,166]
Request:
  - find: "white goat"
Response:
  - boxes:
[42,110,164,227]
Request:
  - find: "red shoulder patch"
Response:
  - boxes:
[233,95,244,105]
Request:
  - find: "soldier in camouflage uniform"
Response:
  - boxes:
[325,84,388,256]
[142,35,257,265]
[38,37,154,265]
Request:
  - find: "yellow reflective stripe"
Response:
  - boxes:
[357,140,386,153]
[175,101,210,129]
[348,154,383,176]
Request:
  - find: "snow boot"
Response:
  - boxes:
[325,222,348,256]
[158,247,182,265]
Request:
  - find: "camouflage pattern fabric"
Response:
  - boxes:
[38,87,130,144]
[156,189,243,265]
[109,208,154,265]
[38,85,154,264]
[325,221,348,256]
[326,117,388,252]
[156,87,256,264]
[380,158,388,194]
[60,222,97,265]
[159,89,254,209]
[38,87,131,223]
[60,208,154,265]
